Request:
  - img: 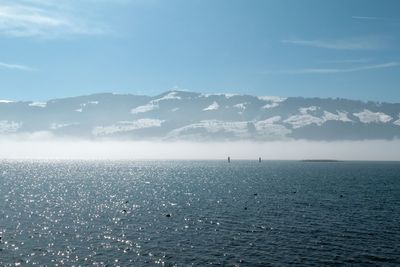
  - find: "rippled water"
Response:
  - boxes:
[1,160,400,266]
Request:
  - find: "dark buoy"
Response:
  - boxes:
[228,156,231,163]
[254,193,258,196]
[340,194,343,198]
[244,207,248,210]
[125,200,129,204]
[123,209,127,213]
[166,214,171,217]
[259,157,261,163]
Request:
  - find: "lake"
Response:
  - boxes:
[1,160,399,266]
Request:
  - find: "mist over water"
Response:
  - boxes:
[0,135,400,160]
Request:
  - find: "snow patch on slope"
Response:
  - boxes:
[201,93,239,99]
[153,91,182,102]
[29,102,47,108]
[323,111,352,122]
[353,109,392,123]
[168,117,290,139]
[131,102,159,114]
[224,93,239,99]
[131,92,181,115]
[50,123,78,130]
[258,96,286,102]
[234,103,247,110]
[284,115,324,129]
[284,110,352,128]
[393,115,400,126]
[0,121,22,134]
[0,100,14,104]
[93,119,164,136]
[255,116,291,137]
[299,106,318,115]
[259,96,286,109]
[74,101,99,113]
[168,120,250,138]
[203,101,219,111]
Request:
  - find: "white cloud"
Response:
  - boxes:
[282,36,388,50]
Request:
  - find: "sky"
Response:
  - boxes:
[0,0,400,102]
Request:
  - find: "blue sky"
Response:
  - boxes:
[0,0,400,102]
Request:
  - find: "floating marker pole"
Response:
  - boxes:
[259,157,261,163]
[228,156,231,163]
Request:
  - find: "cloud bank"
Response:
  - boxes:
[0,135,399,161]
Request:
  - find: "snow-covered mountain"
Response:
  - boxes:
[1,90,400,141]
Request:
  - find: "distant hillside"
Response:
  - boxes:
[1,90,400,141]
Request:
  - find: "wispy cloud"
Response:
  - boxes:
[265,62,400,75]
[352,16,400,21]
[282,36,388,50]
[317,58,372,64]
[0,0,111,38]
[0,61,36,71]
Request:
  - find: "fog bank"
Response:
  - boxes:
[0,137,399,161]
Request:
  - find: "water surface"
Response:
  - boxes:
[1,160,399,266]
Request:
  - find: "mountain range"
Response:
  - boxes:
[1,90,400,141]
